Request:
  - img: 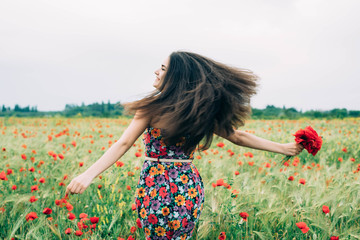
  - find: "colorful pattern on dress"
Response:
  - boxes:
[135,127,205,240]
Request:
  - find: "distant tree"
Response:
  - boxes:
[107,100,113,111]
[31,106,38,112]
[330,108,348,119]
[349,110,360,117]
[14,104,20,112]
[1,105,6,112]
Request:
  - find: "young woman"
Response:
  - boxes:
[65,51,304,240]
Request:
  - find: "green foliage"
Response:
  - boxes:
[251,105,360,120]
[2,103,359,119]
[0,117,359,239]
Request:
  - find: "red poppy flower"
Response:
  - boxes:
[43,208,52,215]
[130,226,136,233]
[296,222,310,233]
[322,205,330,214]
[288,176,294,181]
[90,217,99,224]
[330,237,339,240]
[77,221,88,230]
[12,185,17,190]
[75,230,83,236]
[31,185,39,192]
[299,178,306,185]
[79,213,88,219]
[0,171,8,181]
[68,212,76,220]
[216,179,224,186]
[116,161,124,167]
[293,126,322,156]
[65,228,72,234]
[26,212,38,221]
[282,126,322,164]
[218,232,226,240]
[239,212,249,221]
[136,218,142,228]
[216,142,225,148]
[66,202,73,212]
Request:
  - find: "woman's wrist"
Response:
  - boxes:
[279,143,286,155]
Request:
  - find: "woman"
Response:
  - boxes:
[65,51,304,239]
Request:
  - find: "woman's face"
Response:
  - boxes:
[153,56,169,90]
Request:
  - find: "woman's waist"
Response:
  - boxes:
[144,156,194,163]
[145,151,194,161]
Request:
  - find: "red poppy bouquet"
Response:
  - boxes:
[282,126,323,164]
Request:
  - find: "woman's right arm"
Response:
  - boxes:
[65,110,149,195]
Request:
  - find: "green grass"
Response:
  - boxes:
[0,117,359,239]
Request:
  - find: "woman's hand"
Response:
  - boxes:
[281,142,304,156]
[65,173,94,195]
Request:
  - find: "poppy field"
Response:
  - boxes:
[0,117,359,240]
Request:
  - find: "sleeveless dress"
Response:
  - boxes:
[134,127,205,240]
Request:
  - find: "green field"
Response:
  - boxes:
[0,117,359,239]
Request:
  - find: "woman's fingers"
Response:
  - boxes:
[65,174,92,195]
[65,182,73,195]
[74,184,83,194]
[66,181,81,194]
[71,183,81,194]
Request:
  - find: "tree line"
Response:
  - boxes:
[0,102,359,119]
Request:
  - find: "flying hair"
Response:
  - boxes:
[123,51,260,155]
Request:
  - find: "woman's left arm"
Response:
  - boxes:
[215,129,304,156]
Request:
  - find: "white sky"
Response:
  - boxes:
[1,0,359,112]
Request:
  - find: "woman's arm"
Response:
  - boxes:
[215,129,303,156]
[65,110,149,195]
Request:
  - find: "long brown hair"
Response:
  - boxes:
[123,51,260,155]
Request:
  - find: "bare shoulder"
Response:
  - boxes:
[213,127,238,144]
[117,109,150,147]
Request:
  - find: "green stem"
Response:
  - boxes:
[281,155,292,165]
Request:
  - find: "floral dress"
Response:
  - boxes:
[134,127,205,240]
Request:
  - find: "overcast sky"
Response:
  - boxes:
[1,0,359,112]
